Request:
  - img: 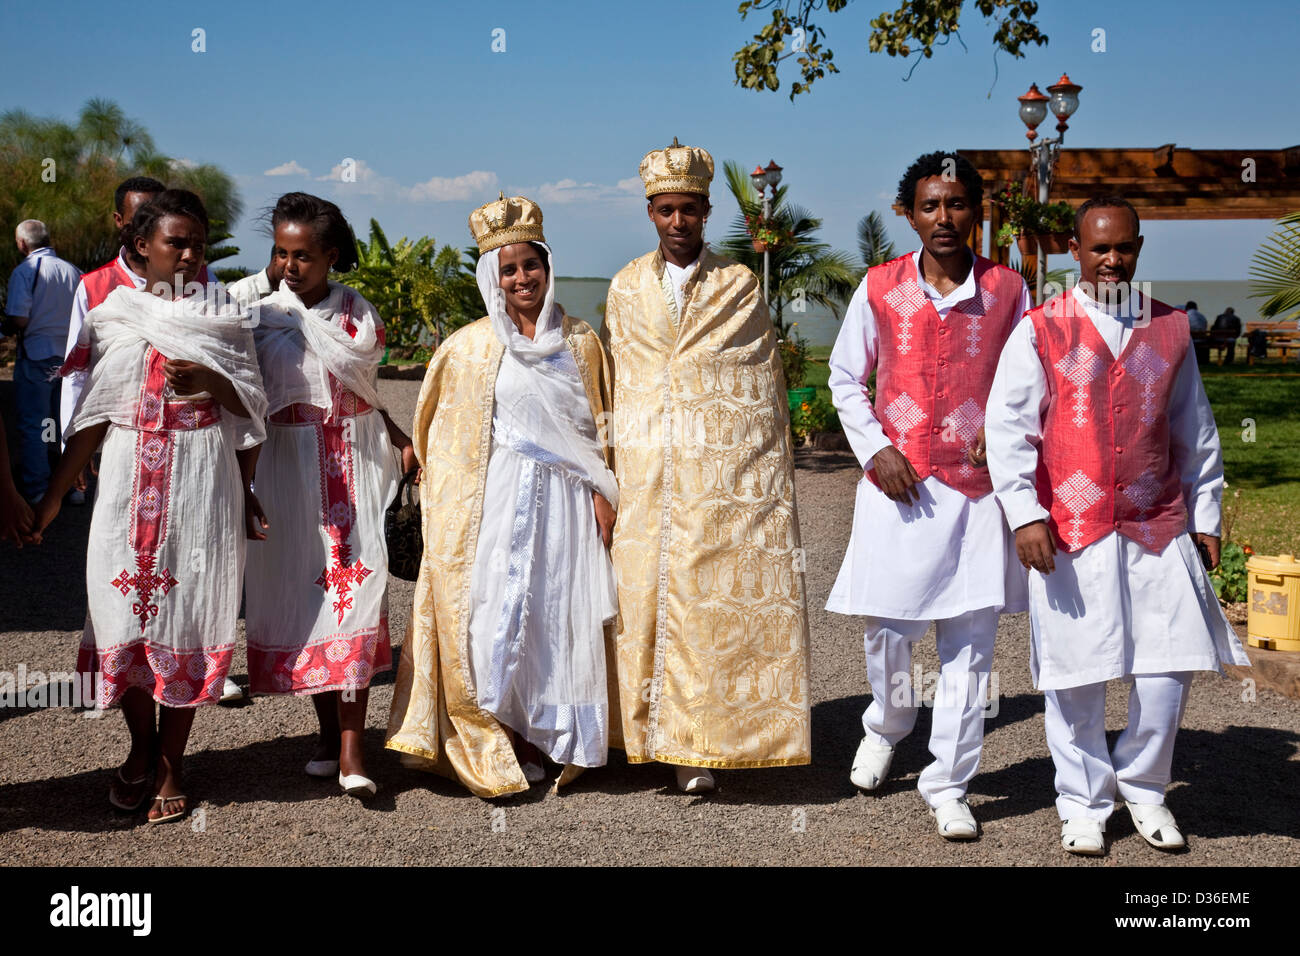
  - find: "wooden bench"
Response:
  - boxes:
[1244,322,1300,363]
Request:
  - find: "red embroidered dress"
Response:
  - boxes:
[244,285,398,695]
[70,286,266,709]
[1028,292,1190,553]
[865,254,1026,498]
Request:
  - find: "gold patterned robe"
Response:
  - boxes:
[601,247,811,768]
[385,313,615,797]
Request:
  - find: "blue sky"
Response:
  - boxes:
[3,0,1297,279]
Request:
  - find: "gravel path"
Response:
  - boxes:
[1,377,1296,866]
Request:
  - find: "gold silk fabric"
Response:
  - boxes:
[385,313,614,797]
[601,247,811,768]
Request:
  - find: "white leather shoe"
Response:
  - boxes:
[674,766,715,793]
[305,759,339,778]
[338,771,377,798]
[850,737,894,791]
[1061,818,1105,856]
[932,798,978,840]
[219,678,243,702]
[1126,801,1185,850]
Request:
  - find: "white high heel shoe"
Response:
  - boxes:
[675,766,715,793]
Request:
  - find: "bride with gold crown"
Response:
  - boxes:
[386,194,618,797]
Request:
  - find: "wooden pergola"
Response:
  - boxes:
[896,145,1300,265]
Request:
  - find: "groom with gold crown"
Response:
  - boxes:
[601,138,812,792]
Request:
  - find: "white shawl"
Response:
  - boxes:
[251,282,385,419]
[476,245,618,507]
[65,284,267,449]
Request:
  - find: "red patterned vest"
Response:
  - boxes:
[81,257,138,311]
[867,253,1026,498]
[1030,290,1190,554]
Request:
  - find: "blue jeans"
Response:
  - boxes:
[14,352,62,500]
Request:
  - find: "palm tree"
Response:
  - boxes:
[856,210,897,269]
[1249,211,1300,322]
[717,160,857,337]
[0,99,240,301]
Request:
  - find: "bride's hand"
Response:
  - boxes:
[592,491,616,548]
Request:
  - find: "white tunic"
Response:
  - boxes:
[825,252,1031,620]
[466,347,618,769]
[985,286,1250,689]
[244,286,399,695]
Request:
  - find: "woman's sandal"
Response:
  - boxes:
[108,767,153,812]
[146,794,189,825]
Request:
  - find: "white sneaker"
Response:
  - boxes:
[674,766,715,793]
[850,736,894,791]
[1126,801,1186,850]
[219,678,243,702]
[1061,818,1106,856]
[932,797,978,840]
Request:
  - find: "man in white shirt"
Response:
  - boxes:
[4,220,82,501]
[225,248,283,309]
[826,152,1030,840]
[985,196,1248,856]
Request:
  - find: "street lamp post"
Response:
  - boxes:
[750,160,783,304]
[1017,74,1082,304]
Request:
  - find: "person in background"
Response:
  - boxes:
[1185,300,1210,364]
[226,246,285,309]
[4,220,82,502]
[1211,306,1242,365]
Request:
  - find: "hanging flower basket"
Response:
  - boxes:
[1016,234,1035,257]
[751,239,769,253]
[1036,232,1073,255]
[745,214,792,253]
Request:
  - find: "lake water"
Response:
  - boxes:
[557,277,1268,349]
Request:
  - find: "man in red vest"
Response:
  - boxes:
[986,196,1248,856]
[827,151,1030,840]
[60,176,167,454]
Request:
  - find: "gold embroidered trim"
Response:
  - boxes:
[645,175,711,199]
[477,222,546,253]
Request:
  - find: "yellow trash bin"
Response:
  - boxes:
[1246,553,1300,651]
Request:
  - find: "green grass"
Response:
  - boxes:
[1201,363,1300,555]
[798,346,1300,554]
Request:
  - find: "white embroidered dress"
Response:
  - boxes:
[68,285,267,709]
[244,283,399,695]
[465,247,619,769]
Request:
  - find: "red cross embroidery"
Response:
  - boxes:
[111,554,180,633]
[315,542,372,625]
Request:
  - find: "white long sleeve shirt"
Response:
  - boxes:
[825,252,1031,620]
[984,286,1247,688]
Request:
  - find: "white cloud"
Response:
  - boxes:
[507,177,643,205]
[314,159,497,203]
[409,170,498,201]
[265,160,310,177]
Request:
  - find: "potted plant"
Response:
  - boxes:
[746,214,793,253]
[992,186,1075,255]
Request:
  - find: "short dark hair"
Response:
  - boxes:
[269,192,359,272]
[1185,300,1198,310]
[114,176,166,214]
[125,189,208,251]
[896,151,983,212]
[1073,196,1140,240]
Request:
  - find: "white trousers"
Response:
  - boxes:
[862,608,998,807]
[1043,672,1192,821]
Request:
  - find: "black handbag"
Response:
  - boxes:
[385,468,423,581]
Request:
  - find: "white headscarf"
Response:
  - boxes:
[476,243,617,507]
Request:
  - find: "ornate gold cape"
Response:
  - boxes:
[601,247,811,768]
[385,313,615,797]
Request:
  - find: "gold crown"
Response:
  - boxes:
[639,137,714,199]
[468,192,546,253]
